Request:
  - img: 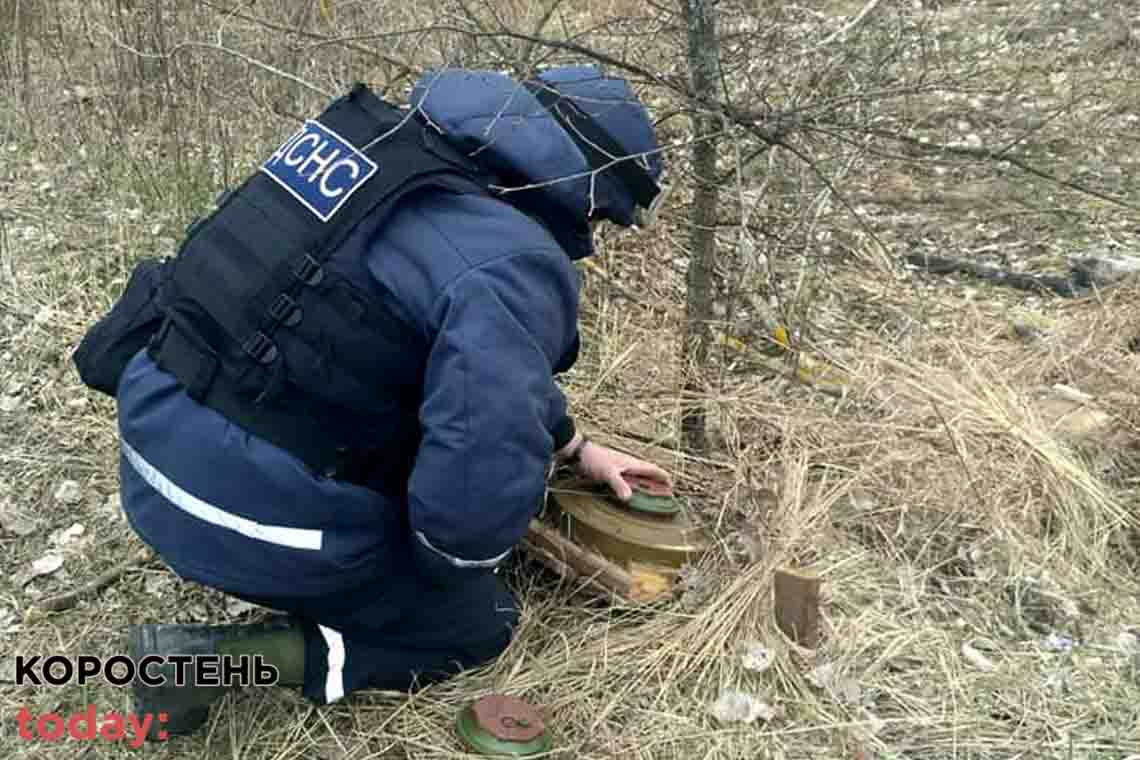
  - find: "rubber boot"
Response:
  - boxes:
[127,617,302,741]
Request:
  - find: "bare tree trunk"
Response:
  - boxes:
[680,0,721,455]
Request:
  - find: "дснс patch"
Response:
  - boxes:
[260,120,377,222]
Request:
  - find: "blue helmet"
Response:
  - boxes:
[410,65,668,241]
[529,64,668,228]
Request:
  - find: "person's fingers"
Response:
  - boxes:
[578,444,672,496]
[622,461,673,486]
[608,470,634,500]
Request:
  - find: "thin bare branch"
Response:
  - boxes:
[196,0,416,84]
[852,124,1139,210]
[815,0,885,49]
[99,26,335,99]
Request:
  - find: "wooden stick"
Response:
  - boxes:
[521,538,617,599]
[904,252,1085,297]
[524,519,635,599]
[774,568,822,648]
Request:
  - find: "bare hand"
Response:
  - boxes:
[573,440,672,501]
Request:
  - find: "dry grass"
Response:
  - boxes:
[4,0,1140,758]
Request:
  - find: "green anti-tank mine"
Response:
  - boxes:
[456,695,552,757]
[543,473,709,578]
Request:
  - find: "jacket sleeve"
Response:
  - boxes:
[409,247,579,586]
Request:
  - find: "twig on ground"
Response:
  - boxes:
[34,548,155,613]
[904,252,1085,297]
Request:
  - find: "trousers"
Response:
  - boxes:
[231,569,519,705]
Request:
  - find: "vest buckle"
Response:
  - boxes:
[268,293,303,328]
[242,331,279,364]
[294,254,324,287]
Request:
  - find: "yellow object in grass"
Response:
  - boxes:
[715,326,788,356]
[771,324,791,350]
[719,334,749,352]
[716,323,846,392]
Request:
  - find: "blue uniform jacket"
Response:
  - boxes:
[116,67,659,598]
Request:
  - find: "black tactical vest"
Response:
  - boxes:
[147,84,491,493]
